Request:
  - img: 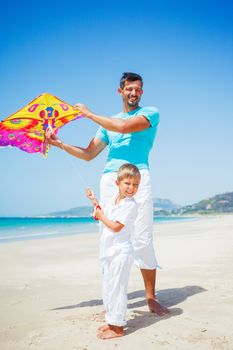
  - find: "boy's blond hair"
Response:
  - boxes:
[117,163,141,181]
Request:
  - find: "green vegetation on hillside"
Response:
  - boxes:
[173,192,233,215]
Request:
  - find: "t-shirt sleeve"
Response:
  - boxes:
[95,127,109,144]
[140,106,160,128]
[116,201,138,226]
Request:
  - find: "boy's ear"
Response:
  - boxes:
[115,179,119,186]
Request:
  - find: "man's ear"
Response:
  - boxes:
[115,179,119,186]
[118,87,122,95]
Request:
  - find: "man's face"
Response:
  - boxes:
[118,80,143,107]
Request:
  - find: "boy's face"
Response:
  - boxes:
[116,176,140,198]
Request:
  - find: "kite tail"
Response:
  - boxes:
[42,122,53,158]
[43,143,50,159]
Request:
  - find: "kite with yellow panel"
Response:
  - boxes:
[0,93,83,157]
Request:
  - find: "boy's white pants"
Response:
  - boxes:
[100,169,158,269]
[102,253,133,327]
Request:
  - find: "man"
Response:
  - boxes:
[46,72,168,315]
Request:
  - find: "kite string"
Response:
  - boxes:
[47,123,89,190]
[59,141,89,190]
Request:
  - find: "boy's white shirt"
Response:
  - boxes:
[99,195,138,260]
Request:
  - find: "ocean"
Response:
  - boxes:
[0,216,192,243]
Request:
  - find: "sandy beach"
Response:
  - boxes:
[0,215,232,350]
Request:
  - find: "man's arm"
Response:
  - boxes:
[90,114,150,133]
[45,130,106,161]
[74,104,150,133]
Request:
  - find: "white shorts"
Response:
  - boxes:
[100,170,158,269]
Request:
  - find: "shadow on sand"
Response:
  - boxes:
[125,285,207,334]
[51,285,206,334]
[52,285,206,311]
[126,307,183,335]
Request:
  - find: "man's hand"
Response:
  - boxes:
[74,103,94,119]
[45,128,62,147]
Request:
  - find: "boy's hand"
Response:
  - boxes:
[85,188,96,200]
[94,206,104,220]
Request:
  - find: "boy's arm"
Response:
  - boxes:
[97,209,124,233]
[86,188,99,207]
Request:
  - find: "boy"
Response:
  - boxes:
[86,163,141,339]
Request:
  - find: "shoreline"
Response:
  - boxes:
[1,212,232,218]
[0,215,233,349]
[0,216,197,245]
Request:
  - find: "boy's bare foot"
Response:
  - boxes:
[147,298,170,316]
[97,324,110,332]
[97,325,125,340]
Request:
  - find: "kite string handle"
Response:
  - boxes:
[92,204,101,220]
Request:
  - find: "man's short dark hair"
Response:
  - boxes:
[120,72,143,89]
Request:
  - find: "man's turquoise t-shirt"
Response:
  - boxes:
[95,106,160,173]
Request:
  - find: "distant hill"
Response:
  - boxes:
[47,198,180,217]
[45,192,233,217]
[48,206,92,217]
[175,192,233,214]
[153,198,180,212]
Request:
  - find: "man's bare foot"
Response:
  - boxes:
[147,298,170,316]
[97,325,125,340]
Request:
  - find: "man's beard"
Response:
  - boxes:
[127,99,139,107]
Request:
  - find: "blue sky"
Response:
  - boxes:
[1,0,232,216]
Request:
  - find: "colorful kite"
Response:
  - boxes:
[0,93,83,157]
